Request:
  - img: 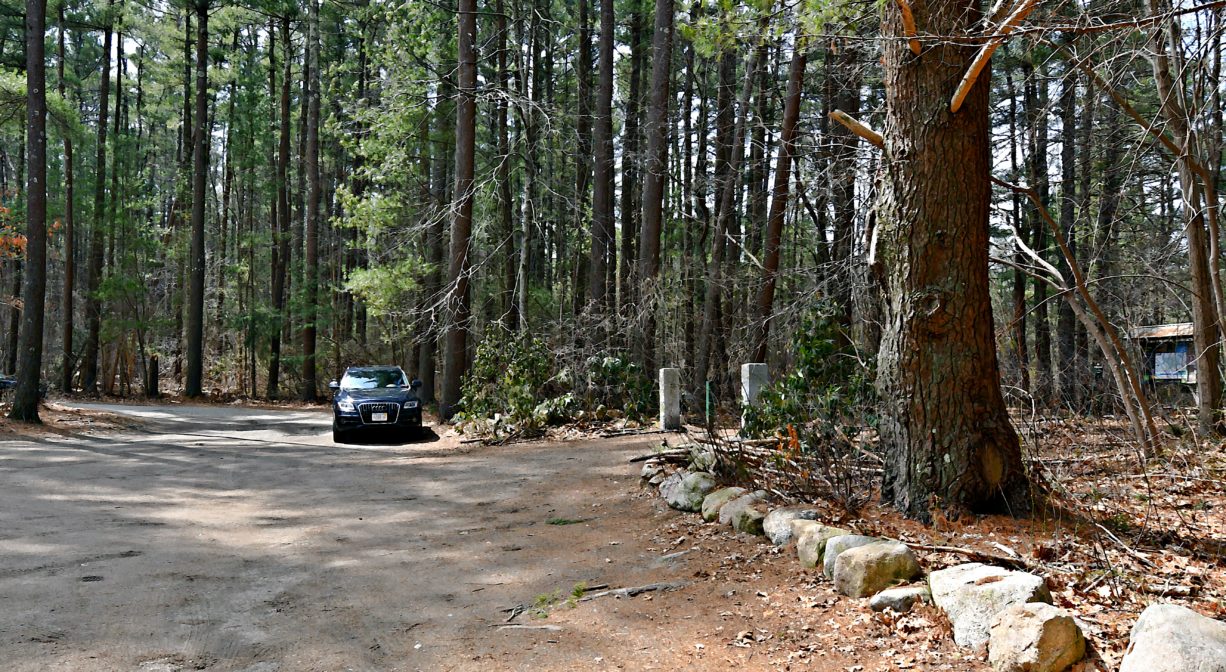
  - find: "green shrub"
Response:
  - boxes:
[742,310,876,440]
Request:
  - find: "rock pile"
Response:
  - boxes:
[641,446,1216,672]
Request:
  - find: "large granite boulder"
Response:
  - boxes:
[729,501,767,535]
[762,507,819,546]
[657,471,686,502]
[700,487,746,522]
[1119,603,1226,672]
[928,563,1052,650]
[793,521,851,569]
[869,585,932,613]
[822,535,882,579]
[988,602,1085,672]
[664,472,717,512]
[832,541,921,598]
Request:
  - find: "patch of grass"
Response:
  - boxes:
[546,516,588,526]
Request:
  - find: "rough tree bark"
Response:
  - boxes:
[587,0,614,312]
[301,0,321,402]
[267,14,291,398]
[185,0,209,398]
[81,0,115,394]
[636,0,674,373]
[440,0,477,419]
[10,0,47,421]
[752,41,806,365]
[57,6,75,393]
[875,0,1031,518]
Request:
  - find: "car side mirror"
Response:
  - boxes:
[411,379,423,390]
[328,380,340,391]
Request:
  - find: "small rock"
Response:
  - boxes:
[730,503,766,535]
[869,585,931,613]
[640,462,664,482]
[718,491,766,526]
[688,445,717,472]
[658,471,687,502]
[928,563,1052,650]
[822,535,882,579]
[793,522,850,569]
[648,472,666,487]
[664,472,718,512]
[989,602,1085,672]
[1119,603,1226,672]
[762,507,819,546]
[701,487,747,522]
[833,542,920,598]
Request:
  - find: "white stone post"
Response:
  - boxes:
[741,363,769,427]
[659,368,681,430]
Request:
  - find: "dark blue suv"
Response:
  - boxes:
[329,366,424,443]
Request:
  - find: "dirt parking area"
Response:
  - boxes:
[0,403,985,671]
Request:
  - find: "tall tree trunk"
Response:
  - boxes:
[695,38,760,394]
[268,15,291,398]
[617,8,645,311]
[875,0,1030,518]
[300,0,320,402]
[636,0,674,372]
[1148,0,1223,433]
[830,41,860,336]
[752,41,806,365]
[496,0,516,330]
[1007,65,1029,394]
[1025,59,1052,405]
[572,0,592,317]
[58,6,74,392]
[440,0,477,419]
[185,0,209,398]
[81,0,115,394]
[587,0,614,311]
[10,0,47,421]
[1056,59,1078,405]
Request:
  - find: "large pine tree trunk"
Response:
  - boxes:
[81,0,114,394]
[185,0,209,398]
[10,0,47,421]
[875,0,1030,518]
[636,0,674,372]
[267,15,291,398]
[301,0,321,402]
[440,0,477,419]
[587,0,614,311]
[57,7,75,393]
[752,42,806,365]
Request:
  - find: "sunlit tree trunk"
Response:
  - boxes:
[875,0,1031,518]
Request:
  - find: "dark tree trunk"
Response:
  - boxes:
[752,42,806,365]
[572,0,592,317]
[440,0,477,419]
[185,0,209,398]
[617,8,644,311]
[875,0,1031,518]
[268,16,291,398]
[496,0,516,330]
[1056,60,1078,405]
[830,41,860,335]
[58,6,74,393]
[10,0,47,421]
[1024,60,1052,405]
[81,0,115,394]
[636,0,674,372]
[587,0,614,311]
[300,0,321,402]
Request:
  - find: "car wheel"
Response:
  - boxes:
[333,427,349,444]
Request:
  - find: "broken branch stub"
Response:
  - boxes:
[949,0,1040,113]
[829,110,883,149]
[895,0,922,55]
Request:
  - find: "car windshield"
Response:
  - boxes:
[340,369,406,390]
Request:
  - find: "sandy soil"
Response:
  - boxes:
[0,402,988,672]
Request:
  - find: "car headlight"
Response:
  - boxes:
[337,400,356,412]
[403,401,419,409]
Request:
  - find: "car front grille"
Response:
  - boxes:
[358,402,400,424]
